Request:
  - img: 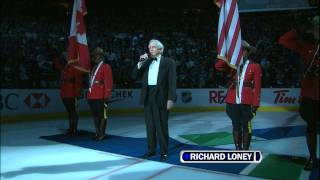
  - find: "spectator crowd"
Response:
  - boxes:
[1,1,317,89]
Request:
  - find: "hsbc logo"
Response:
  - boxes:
[24,93,50,109]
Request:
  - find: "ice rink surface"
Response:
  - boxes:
[1,111,319,180]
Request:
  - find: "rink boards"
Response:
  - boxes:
[1,88,300,121]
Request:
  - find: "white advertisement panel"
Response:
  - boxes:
[175,89,300,107]
[1,88,300,116]
[0,89,141,115]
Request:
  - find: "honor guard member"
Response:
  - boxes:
[279,15,319,170]
[87,47,113,141]
[215,40,262,150]
[60,63,83,136]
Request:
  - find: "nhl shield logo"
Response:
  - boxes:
[181,91,192,103]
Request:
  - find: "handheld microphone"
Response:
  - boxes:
[139,53,150,62]
[139,57,147,61]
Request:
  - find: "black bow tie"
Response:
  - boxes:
[152,57,158,61]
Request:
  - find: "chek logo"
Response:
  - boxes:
[24,93,50,109]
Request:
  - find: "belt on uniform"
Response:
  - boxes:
[62,79,75,83]
[304,66,319,77]
[93,80,104,84]
[229,81,253,89]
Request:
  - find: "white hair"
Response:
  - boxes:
[149,39,164,54]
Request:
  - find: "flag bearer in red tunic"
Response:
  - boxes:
[60,63,83,136]
[215,40,262,150]
[87,47,113,141]
[279,15,319,170]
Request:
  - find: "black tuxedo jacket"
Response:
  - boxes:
[133,56,177,108]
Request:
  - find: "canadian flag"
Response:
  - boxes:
[67,0,90,72]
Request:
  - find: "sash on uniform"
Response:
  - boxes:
[89,61,103,92]
[303,44,320,78]
[236,60,249,104]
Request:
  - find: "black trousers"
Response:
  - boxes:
[299,97,320,159]
[62,98,78,131]
[299,97,320,133]
[226,103,254,133]
[144,86,169,155]
[88,99,107,136]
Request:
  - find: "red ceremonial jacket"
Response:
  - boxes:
[87,62,113,99]
[215,60,262,107]
[60,65,82,98]
[278,29,319,100]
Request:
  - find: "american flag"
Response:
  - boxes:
[67,0,91,72]
[216,0,243,69]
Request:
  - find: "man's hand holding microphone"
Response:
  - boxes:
[137,53,149,69]
[139,53,149,61]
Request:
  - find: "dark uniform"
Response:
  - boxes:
[87,60,113,140]
[215,56,262,150]
[60,64,82,136]
[279,29,319,170]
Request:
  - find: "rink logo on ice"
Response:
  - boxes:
[180,150,262,163]
[24,93,50,109]
[181,91,192,103]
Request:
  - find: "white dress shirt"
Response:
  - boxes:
[137,55,161,85]
[148,55,161,85]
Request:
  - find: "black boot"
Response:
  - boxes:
[304,132,317,170]
[96,119,106,141]
[70,117,78,136]
[92,117,100,140]
[304,158,317,171]
[96,118,107,141]
[233,131,242,150]
[65,116,74,136]
[243,131,252,150]
[73,116,78,131]
[65,129,73,136]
